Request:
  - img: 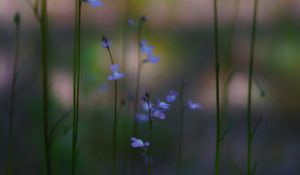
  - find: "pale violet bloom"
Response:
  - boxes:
[156,98,170,110]
[101,37,112,48]
[142,101,153,112]
[166,90,178,103]
[83,0,103,7]
[140,40,154,55]
[152,108,166,120]
[136,113,149,123]
[188,100,203,110]
[144,54,160,64]
[108,64,125,80]
[128,19,136,26]
[131,137,150,148]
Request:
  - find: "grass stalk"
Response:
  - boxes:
[213,0,221,174]
[40,0,51,174]
[7,13,21,175]
[106,46,118,175]
[146,95,152,175]
[72,0,82,174]
[176,82,186,175]
[247,0,258,175]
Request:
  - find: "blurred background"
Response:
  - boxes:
[0,0,300,174]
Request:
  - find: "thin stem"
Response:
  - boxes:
[247,0,258,175]
[41,0,51,174]
[213,0,221,174]
[176,82,186,175]
[132,21,143,135]
[146,100,152,175]
[72,1,82,174]
[107,47,117,175]
[7,13,21,175]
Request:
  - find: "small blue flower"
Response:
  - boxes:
[152,108,166,120]
[166,90,178,103]
[131,137,150,148]
[144,54,160,64]
[108,64,125,80]
[128,19,136,26]
[142,101,153,112]
[140,40,154,55]
[101,36,112,48]
[136,113,149,122]
[188,100,203,110]
[83,0,103,7]
[156,98,171,110]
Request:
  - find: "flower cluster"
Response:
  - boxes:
[108,64,125,80]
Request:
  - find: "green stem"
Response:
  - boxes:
[7,13,21,175]
[132,21,143,136]
[176,82,186,175]
[72,1,82,174]
[107,47,118,175]
[213,0,221,174]
[41,0,51,174]
[247,0,258,175]
[146,100,152,175]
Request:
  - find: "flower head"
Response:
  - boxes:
[128,19,136,26]
[152,108,166,120]
[101,36,112,48]
[131,137,150,148]
[83,0,103,7]
[166,90,178,103]
[140,40,154,55]
[144,55,160,64]
[136,113,149,123]
[108,64,125,80]
[156,98,171,110]
[188,100,202,110]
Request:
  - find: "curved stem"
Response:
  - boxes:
[247,0,258,175]
[213,0,221,174]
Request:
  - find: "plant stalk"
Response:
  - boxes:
[7,13,21,175]
[213,0,221,174]
[247,0,258,175]
[72,0,82,174]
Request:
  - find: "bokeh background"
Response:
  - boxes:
[1,0,300,174]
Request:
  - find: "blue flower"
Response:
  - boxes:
[156,98,171,110]
[166,90,178,103]
[144,54,160,64]
[136,113,149,123]
[101,36,112,48]
[128,19,136,26]
[152,108,166,120]
[142,101,153,112]
[130,137,150,148]
[108,64,125,80]
[83,0,103,7]
[188,100,203,110]
[140,40,154,55]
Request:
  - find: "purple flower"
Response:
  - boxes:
[136,113,149,122]
[140,40,154,55]
[83,0,103,7]
[142,101,153,112]
[128,19,136,26]
[188,100,202,110]
[108,64,125,80]
[166,90,178,103]
[152,108,166,120]
[101,37,112,48]
[156,98,171,110]
[131,137,150,148]
[144,54,160,64]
